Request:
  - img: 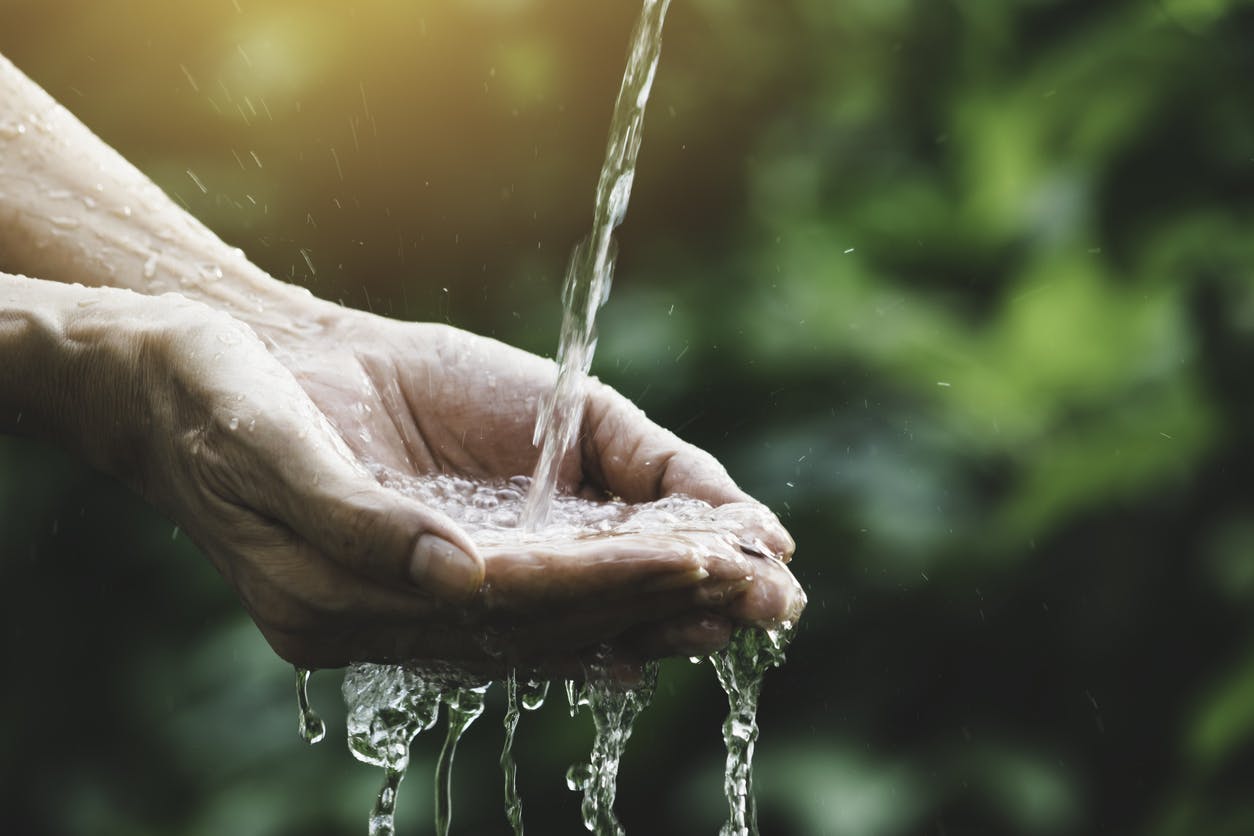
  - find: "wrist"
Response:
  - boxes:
[0,275,158,475]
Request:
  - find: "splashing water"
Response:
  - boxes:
[367,469,799,834]
[521,0,674,530]
[341,664,448,836]
[435,686,490,836]
[565,663,660,835]
[295,667,326,745]
[710,625,796,836]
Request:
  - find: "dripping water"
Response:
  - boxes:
[710,625,796,836]
[500,675,550,835]
[565,662,660,835]
[295,667,326,744]
[342,664,445,836]
[435,685,489,836]
[501,674,524,836]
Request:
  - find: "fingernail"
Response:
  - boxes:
[411,534,483,601]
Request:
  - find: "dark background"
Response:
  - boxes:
[4,0,1254,833]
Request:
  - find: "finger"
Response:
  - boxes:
[581,382,795,560]
[624,613,734,660]
[581,381,743,502]
[725,558,808,627]
[477,532,752,612]
[710,502,797,564]
[235,403,486,602]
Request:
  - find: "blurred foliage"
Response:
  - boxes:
[4,0,1254,833]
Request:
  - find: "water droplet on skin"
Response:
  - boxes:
[49,216,79,230]
[228,416,240,431]
[143,253,158,279]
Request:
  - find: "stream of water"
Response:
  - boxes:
[294,1,799,833]
[521,0,673,530]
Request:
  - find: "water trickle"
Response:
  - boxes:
[710,624,796,836]
[435,685,489,836]
[342,663,447,836]
[565,662,659,835]
[521,0,673,530]
[501,674,525,835]
[499,675,548,835]
[295,667,327,745]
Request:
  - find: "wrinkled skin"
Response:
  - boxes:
[0,51,804,677]
[126,293,803,674]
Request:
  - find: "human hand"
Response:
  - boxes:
[14,277,801,674]
[253,300,804,669]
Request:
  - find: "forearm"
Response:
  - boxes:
[0,54,323,337]
[0,272,158,478]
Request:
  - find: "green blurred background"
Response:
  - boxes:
[3,0,1254,833]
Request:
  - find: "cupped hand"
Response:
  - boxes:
[107,291,802,672]
[255,301,805,666]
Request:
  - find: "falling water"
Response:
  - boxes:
[295,667,327,745]
[501,675,524,835]
[435,686,490,836]
[521,0,674,530]
[500,675,549,834]
[565,662,660,835]
[709,625,796,836]
[341,664,446,836]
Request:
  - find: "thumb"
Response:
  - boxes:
[245,419,485,599]
[296,482,484,601]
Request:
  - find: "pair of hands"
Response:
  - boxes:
[110,289,803,674]
[0,49,801,676]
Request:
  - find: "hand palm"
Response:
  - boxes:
[246,307,802,670]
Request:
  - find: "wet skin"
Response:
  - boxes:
[181,296,806,672]
[0,52,805,676]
